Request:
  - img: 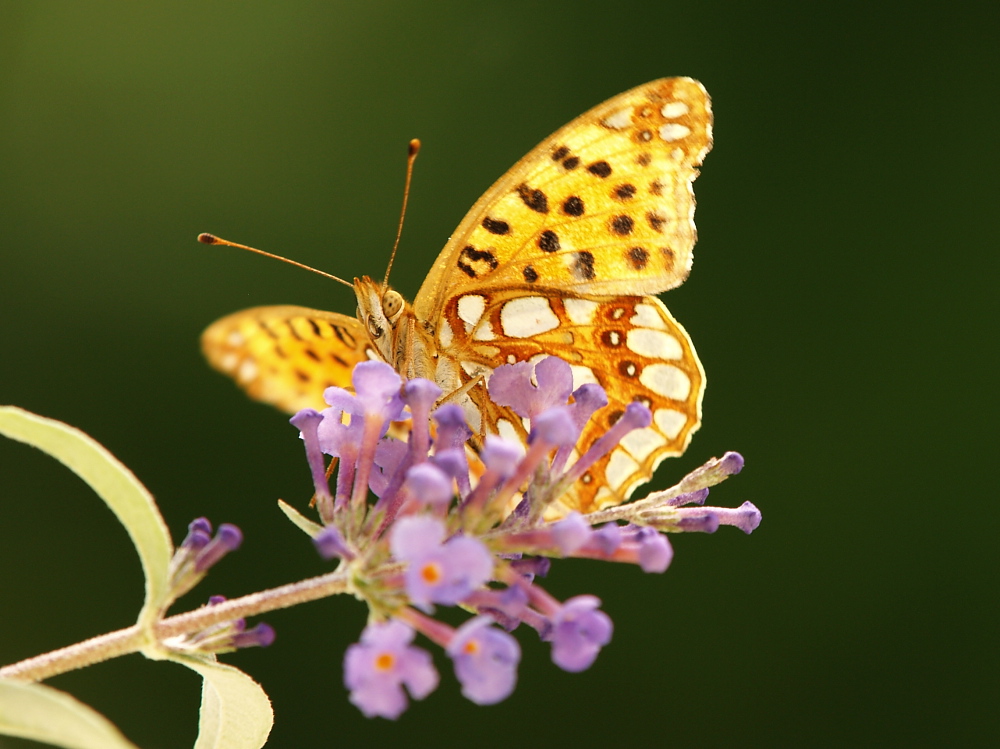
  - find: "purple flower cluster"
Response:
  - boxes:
[291,356,759,718]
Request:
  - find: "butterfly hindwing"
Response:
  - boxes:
[438,288,704,513]
[202,306,374,414]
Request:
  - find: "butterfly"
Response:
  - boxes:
[202,77,712,517]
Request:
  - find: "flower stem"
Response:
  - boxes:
[0,568,350,682]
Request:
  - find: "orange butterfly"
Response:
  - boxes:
[203,77,712,516]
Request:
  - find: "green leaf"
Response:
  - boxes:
[277,498,323,536]
[0,407,173,629]
[0,679,139,749]
[170,656,273,749]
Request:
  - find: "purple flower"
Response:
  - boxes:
[325,360,404,420]
[488,356,573,419]
[290,408,333,513]
[404,462,453,507]
[193,523,242,572]
[447,617,521,705]
[480,436,524,478]
[594,523,622,553]
[551,513,591,554]
[344,620,439,719]
[390,515,494,608]
[229,622,276,650]
[549,595,613,672]
[636,528,673,573]
[371,436,407,497]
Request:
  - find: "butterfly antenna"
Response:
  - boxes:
[382,138,421,291]
[197,233,353,289]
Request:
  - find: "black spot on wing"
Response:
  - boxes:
[482,217,510,235]
[551,145,570,161]
[516,184,549,213]
[523,265,538,283]
[462,246,498,269]
[562,196,585,216]
[587,161,612,178]
[627,246,649,269]
[538,230,560,253]
[611,215,635,236]
[571,251,596,281]
[614,184,637,201]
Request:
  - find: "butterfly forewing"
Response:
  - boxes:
[202,306,374,413]
[415,77,711,316]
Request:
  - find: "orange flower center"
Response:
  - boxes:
[420,561,442,584]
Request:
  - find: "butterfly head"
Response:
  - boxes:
[354,275,408,363]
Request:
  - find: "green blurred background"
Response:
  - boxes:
[1,2,995,747]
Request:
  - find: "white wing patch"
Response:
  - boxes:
[639,363,691,400]
[500,297,560,338]
[626,328,683,359]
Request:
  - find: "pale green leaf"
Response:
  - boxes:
[0,679,139,749]
[169,655,273,749]
[0,407,173,628]
[277,498,323,536]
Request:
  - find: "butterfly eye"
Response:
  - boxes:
[367,315,383,339]
[382,289,403,320]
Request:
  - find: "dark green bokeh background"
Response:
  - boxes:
[1,2,996,747]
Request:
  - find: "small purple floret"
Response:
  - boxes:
[402,378,441,413]
[290,409,332,504]
[188,517,212,536]
[181,518,213,552]
[551,513,591,554]
[488,357,574,419]
[549,595,613,672]
[637,529,673,573]
[720,451,745,475]
[480,436,524,478]
[345,620,439,719]
[676,510,721,534]
[532,406,579,446]
[351,361,404,416]
[447,617,521,705]
[231,622,276,649]
[715,501,762,533]
[194,523,243,572]
[432,404,472,452]
[593,523,622,554]
[390,516,493,608]
[405,463,453,507]
[314,525,352,560]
